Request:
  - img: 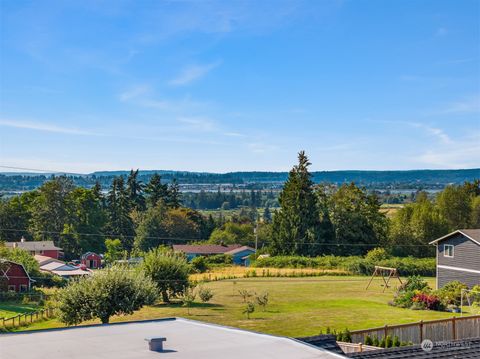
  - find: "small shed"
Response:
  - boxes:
[81,252,102,269]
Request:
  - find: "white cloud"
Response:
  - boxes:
[443,95,480,114]
[177,117,216,132]
[0,119,98,136]
[409,122,453,145]
[416,135,480,168]
[169,61,221,86]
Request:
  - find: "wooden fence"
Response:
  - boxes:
[350,315,480,345]
[0,308,55,330]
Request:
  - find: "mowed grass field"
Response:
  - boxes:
[21,276,464,337]
[0,303,40,319]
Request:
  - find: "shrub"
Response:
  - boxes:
[252,255,435,276]
[412,293,443,311]
[372,336,380,347]
[393,336,401,347]
[399,275,430,292]
[198,287,214,303]
[437,281,468,306]
[385,335,393,348]
[365,248,390,262]
[141,248,191,303]
[365,336,373,345]
[191,256,207,273]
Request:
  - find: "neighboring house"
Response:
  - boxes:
[34,256,92,278]
[0,259,34,292]
[429,229,480,288]
[224,246,256,266]
[81,252,102,269]
[172,244,255,265]
[5,237,63,259]
[0,317,347,359]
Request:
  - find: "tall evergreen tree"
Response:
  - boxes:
[126,169,145,211]
[263,205,272,223]
[271,151,323,256]
[167,179,181,209]
[145,173,169,208]
[106,176,135,251]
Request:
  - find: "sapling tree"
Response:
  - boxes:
[255,292,269,311]
[243,302,255,319]
[183,288,196,315]
[56,265,158,325]
[238,289,253,303]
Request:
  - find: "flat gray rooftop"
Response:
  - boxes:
[0,318,346,359]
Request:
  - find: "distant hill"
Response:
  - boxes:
[1,168,479,192]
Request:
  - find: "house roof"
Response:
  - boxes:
[224,245,255,255]
[429,229,480,246]
[347,337,480,359]
[34,255,63,266]
[0,318,346,359]
[81,252,101,260]
[172,244,243,255]
[5,240,62,251]
[296,334,345,356]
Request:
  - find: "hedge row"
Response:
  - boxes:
[251,255,436,277]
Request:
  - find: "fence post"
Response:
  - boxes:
[359,343,363,353]
[384,325,388,339]
[452,317,456,340]
[419,320,423,343]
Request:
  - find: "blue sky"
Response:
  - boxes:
[0,0,479,173]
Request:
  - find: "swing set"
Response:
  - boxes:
[365,266,402,292]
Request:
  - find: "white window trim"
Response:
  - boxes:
[8,285,16,292]
[19,284,28,292]
[444,244,454,258]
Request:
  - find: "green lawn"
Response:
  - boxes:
[0,303,40,319]
[20,276,469,337]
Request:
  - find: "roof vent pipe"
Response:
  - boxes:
[145,337,167,352]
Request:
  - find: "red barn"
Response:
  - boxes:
[6,238,63,259]
[81,252,102,269]
[0,260,34,292]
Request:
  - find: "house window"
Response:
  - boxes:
[8,285,15,292]
[19,284,28,292]
[444,244,454,258]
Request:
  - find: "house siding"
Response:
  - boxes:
[437,233,480,271]
[436,233,480,288]
[437,267,480,288]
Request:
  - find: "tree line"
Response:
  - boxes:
[1,154,478,259]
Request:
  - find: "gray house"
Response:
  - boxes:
[429,229,480,288]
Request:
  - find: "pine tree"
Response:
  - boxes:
[145,173,169,208]
[167,179,181,209]
[126,169,145,211]
[271,151,323,256]
[106,176,135,251]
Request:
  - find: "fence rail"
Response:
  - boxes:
[0,308,55,330]
[350,314,480,345]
